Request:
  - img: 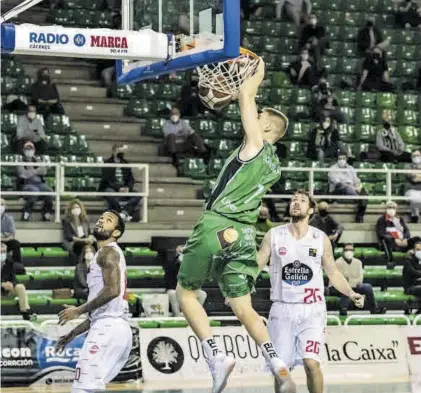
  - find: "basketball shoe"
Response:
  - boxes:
[208,352,236,393]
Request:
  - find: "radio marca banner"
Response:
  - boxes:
[0,323,141,388]
[140,325,410,382]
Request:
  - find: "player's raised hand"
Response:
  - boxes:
[58,305,81,325]
[239,57,265,98]
[350,292,365,308]
[55,334,73,352]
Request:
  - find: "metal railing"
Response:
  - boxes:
[264,166,421,201]
[1,162,149,223]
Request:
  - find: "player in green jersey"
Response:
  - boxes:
[176,59,296,393]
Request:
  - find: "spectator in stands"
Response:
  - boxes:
[30,67,64,118]
[298,13,329,71]
[1,243,33,320]
[376,200,411,268]
[15,103,47,154]
[356,17,389,56]
[17,141,53,222]
[288,48,317,87]
[165,245,207,317]
[1,198,22,264]
[276,0,312,25]
[376,113,412,163]
[311,78,347,123]
[405,150,421,223]
[310,201,343,248]
[162,105,208,168]
[62,199,95,264]
[395,0,421,28]
[98,143,141,222]
[330,243,386,316]
[180,75,204,117]
[2,94,27,113]
[403,238,421,308]
[308,116,340,164]
[357,46,394,92]
[73,245,96,301]
[255,203,274,248]
[328,151,368,223]
[241,0,263,20]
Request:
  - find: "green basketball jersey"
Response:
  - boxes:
[205,142,281,224]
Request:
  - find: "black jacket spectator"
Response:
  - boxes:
[289,50,317,87]
[310,207,343,248]
[403,254,421,295]
[356,20,385,56]
[73,246,95,300]
[358,48,394,92]
[395,0,421,28]
[99,155,135,192]
[1,257,17,287]
[308,117,339,163]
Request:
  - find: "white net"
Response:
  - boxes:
[196,51,259,100]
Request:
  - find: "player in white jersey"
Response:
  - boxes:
[55,210,132,393]
[258,191,365,393]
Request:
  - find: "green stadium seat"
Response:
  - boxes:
[45,114,71,134]
[182,158,207,179]
[125,247,157,257]
[1,112,18,134]
[242,20,263,35]
[216,139,236,158]
[288,105,310,120]
[261,36,283,53]
[286,142,307,158]
[208,158,224,177]
[261,53,279,70]
[399,45,420,61]
[243,35,261,53]
[21,247,42,257]
[219,120,242,139]
[159,320,188,328]
[396,61,418,78]
[1,58,24,77]
[50,297,79,306]
[138,321,159,328]
[377,92,396,109]
[39,247,68,257]
[292,89,311,105]
[1,174,14,190]
[356,91,376,108]
[270,88,292,104]
[125,99,155,118]
[326,26,341,41]
[356,124,376,142]
[31,270,59,281]
[278,38,298,53]
[399,126,420,144]
[339,26,356,42]
[197,120,218,138]
[397,110,419,126]
[27,294,50,307]
[161,84,182,100]
[319,10,344,25]
[144,118,165,137]
[396,30,421,45]
[1,76,18,94]
[73,9,96,27]
[344,12,366,26]
[278,22,296,38]
[134,83,161,99]
[336,58,359,74]
[338,124,356,142]
[282,160,306,180]
[339,106,355,123]
[397,93,419,110]
[114,83,133,99]
[223,103,241,120]
[255,86,271,104]
[272,72,291,88]
[288,122,310,141]
[95,11,113,28]
[356,108,376,124]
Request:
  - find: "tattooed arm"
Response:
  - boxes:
[77,246,121,315]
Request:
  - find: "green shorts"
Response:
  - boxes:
[177,211,258,298]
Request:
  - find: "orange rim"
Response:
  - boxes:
[239,47,258,58]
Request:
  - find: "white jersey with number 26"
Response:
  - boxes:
[269,224,325,304]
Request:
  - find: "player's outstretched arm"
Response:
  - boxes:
[257,230,272,271]
[77,246,121,315]
[239,58,265,158]
[322,235,364,308]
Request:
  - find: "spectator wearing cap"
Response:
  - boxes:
[403,238,421,312]
[376,201,411,268]
[15,103,47,154]
[1,243,33,320]
[405,150,421,223]
[330,243,386,316]
[17,141,53,221]
[328,152,368,223]
[0,198,22,265]
[310,201,343,249]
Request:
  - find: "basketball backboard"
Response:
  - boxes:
[116,0,240,84]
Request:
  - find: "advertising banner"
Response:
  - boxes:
[403,327,421,376]
[0,322,141,388]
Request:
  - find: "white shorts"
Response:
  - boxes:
[72,317,132,391]
[268,302,327,370]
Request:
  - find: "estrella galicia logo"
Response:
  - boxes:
[73,34,86,47]
[282,260,313,286]
[147,336,184,374]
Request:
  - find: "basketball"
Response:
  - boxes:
[198,86,232,111]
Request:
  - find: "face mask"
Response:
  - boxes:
[344,251,354,260]
[412,156,421,165]
[116,152,125,160]
[386,208,396,217]
[319,209,328,217]
[0,206,5,215]
[338,159,347,168]
[24,149,35,158]
[85,252,94,261]
[415,251,421,261]
[372,53,381,60]
[171,115,180,123]
[301,53,309,61]
[71,207,81,216]
[383,122,391,130]
[322,121,330,130]
[27,112,36,120]
[309,18,317,25]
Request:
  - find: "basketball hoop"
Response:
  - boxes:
[196,47,259,100]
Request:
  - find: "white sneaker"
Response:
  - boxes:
[268,357,296,393]
[208,352,236,393]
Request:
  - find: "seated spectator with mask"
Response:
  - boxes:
[164,245,207,317]
[405,150,421,223]
[98,143,141,222]
[310,201,343,249]
[1,243,34,320]
[298,13,329,71]
[73,245,96,301]
[376,201,411,268]
[356,17,389,56]
[1,198,22,266]
[330,243,386,316]
[17,141,53,222]
[62,199,95,264]
[395,0,421,28]
[289,49,317,87]
[311,78,347,123]
[403,238,421,312]
[30,67,64,118]
[357,47,394,92]
[376,113,412,163]
[162,105,208,168]
[328,152,368,222]
[15,103,47,154]
[308,116,340,164]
